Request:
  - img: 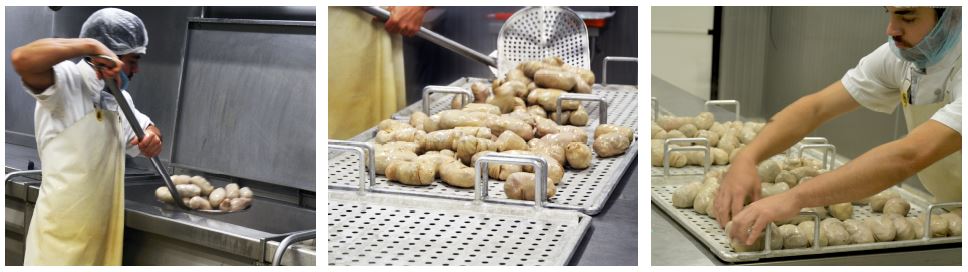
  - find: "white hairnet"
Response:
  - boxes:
[79,8,148,55]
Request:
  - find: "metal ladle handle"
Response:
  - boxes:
[662,138,711,177]
[359,6,497,68]
[555,93,608,125]
[91,55,190,211]
[474,153,550,209]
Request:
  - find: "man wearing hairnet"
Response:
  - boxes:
[714,7,961,245]
[11,8,162,265]
[328,6,431,139]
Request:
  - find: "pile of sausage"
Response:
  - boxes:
[155,175,253,212]
[372,57,635,201]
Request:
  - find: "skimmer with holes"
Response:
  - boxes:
[495,6,590,77]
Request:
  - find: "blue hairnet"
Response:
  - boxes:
[889,7,961,69]
[79,8,148,56]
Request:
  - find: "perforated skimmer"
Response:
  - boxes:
[360,6,590,78]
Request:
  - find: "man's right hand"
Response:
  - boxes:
[714,155,762,228]
[89,53,122,81]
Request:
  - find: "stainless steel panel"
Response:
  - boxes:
[172,20,315,191]
[5,7,55,146]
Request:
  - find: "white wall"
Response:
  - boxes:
[651,6,713,100]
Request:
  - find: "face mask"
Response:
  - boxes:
[119,70,130,91]
[889,7,961,70]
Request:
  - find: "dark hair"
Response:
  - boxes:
[935,7,945,18]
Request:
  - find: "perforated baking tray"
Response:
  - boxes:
[650,106,843,177]
[329,77,638,215]
[651,176,961,263]
[327,189,591,266]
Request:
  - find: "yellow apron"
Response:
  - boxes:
[328,7,406,140]
[899,56,961,203]
[24,108,126,265]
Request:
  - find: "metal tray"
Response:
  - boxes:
[650,100,843,177]
[328,153,592,266]
[651,175,961,263]
[328,77,638,215]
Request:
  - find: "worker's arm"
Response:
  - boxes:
[728,119,961,245]
[715,81,861,227]
[11,38,121,93]
[793,120,961,207]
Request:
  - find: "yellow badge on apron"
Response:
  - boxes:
[23,109,126,265]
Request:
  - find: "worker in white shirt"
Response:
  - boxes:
[11,8,162,265]
[715,7,961,246]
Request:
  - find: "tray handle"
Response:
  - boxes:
[422,85,473,115]
[798,143,836,170]
[555,93,608,125]
[704,100,740,122]
[474,153,550,209]
[328,140,376,194]
[662,138,710,177]
[922,202,962,240]
[602,56,637,85]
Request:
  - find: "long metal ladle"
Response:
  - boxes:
[87,55,191,211]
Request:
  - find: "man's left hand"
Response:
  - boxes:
[130,125,162,157]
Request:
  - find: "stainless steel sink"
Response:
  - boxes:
[124,181,314,235]
[122,176,315,263]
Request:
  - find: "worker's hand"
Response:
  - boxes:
[130,125,162,157]
[714,156,761,228]
[385,6,429,37]
[88,45,122,79]
[726,193,801,246]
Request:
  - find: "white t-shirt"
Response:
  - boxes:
[24,60,154,157]
[841,41,962,134]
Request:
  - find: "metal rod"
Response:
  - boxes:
[272,230,315,266]
[359,6,497,68]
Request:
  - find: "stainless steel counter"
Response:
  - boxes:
[650,75,961,265]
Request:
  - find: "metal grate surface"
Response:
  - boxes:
[651,176,961,263]
[328,190,590,266]
[328,78,638,215]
